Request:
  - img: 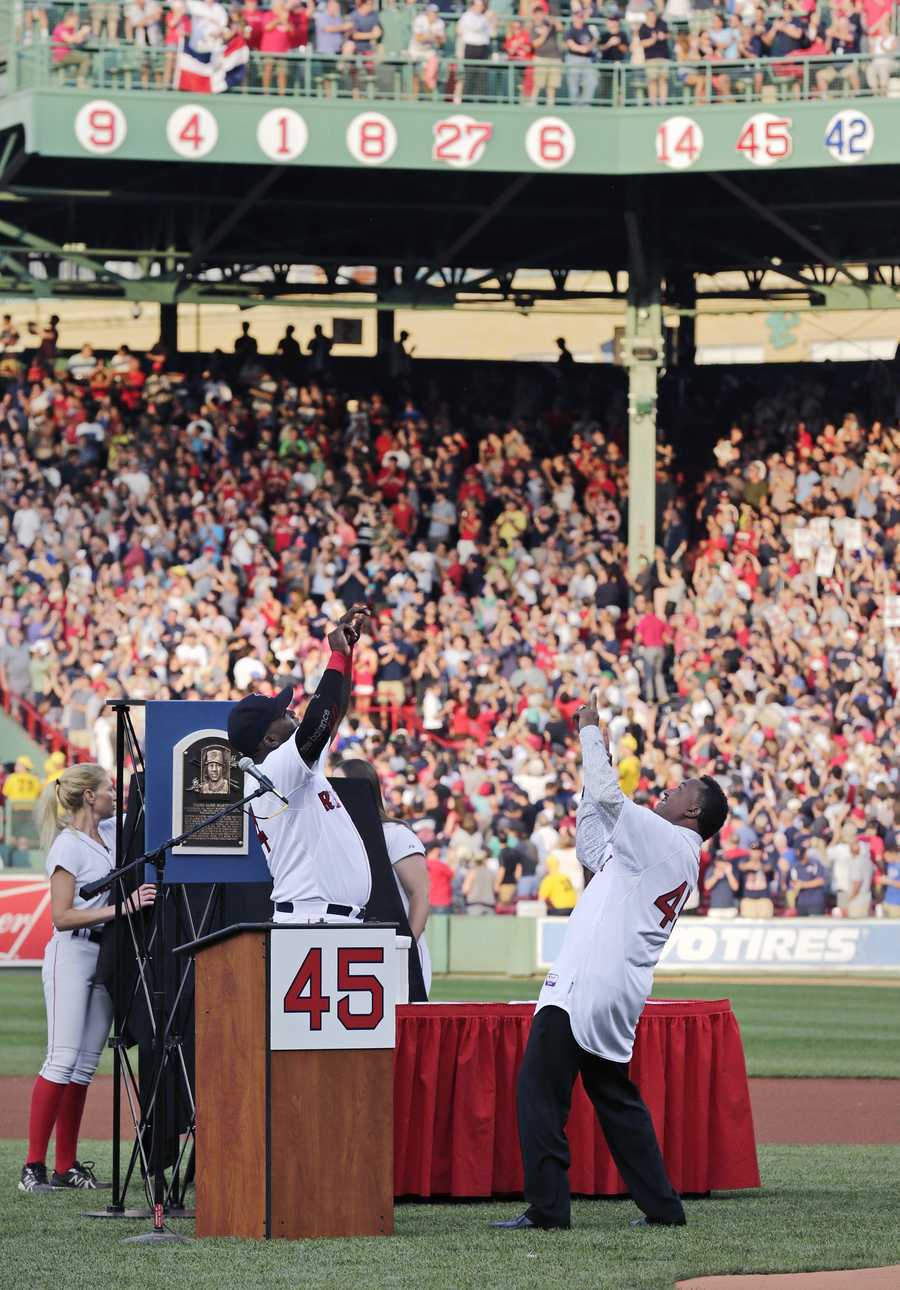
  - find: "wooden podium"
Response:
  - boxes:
[185,922,396,1240]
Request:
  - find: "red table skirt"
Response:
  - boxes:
[393,1000,760,1198]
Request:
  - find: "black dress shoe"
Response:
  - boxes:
[629,1215,686,1228]
[491,1213,570,1231]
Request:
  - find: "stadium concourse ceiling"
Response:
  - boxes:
[0,138,899,307]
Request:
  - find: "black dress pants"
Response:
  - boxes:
[517,1004,685,1228]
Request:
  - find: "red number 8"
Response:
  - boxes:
[89,109,116,149]
[360,120,386,159]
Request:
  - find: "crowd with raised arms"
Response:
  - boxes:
[0,322,897,915]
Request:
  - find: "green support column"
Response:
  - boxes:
[376,265,394,367]
[625,284,663,576]
[159,301,178,355]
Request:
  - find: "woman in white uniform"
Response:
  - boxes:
[333,759,431,994]
[19,764,156,1193]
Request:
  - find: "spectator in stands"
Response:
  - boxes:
[260,0,292,94]
[739,844,775,918]
[705,854,740,919]
[187,0,228,51]
[789,849,829,916]
[3,756,42,804]
[876,844,900,918]
[528,5,563,105]
[348,0,384,88]
[866,15,899,96]
[564,9,599,105]
[0,316,20,355]
[462,856,497,914]
[538,855,577,916]
[504,17,534,101]
[456,0,494,100]
[89,0,119,40]
[50,12,93,88]
[308,323,333,375]
[816,16,861,96]
[833,833,873,918]
[0,627,32,697]
[409,3,446,96]
[594,14,626,102]
[637,8,671,106]
[427,843,454,914]
[22,0,51,44]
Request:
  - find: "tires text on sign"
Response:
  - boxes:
[823,109,874,164]
[432,115,493,168]
[525,116,576,171]
[736,114,792,167]
[75,100,127,156]
[268,927,396,1050]
[257,108,309,162]
[656,116,703,171]
[166,104,219,159]
[346,112,398,166]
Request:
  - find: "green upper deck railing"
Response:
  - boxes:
[7,41,898,109]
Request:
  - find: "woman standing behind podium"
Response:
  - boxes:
[333,759,432,995]
[19,765,155,1194]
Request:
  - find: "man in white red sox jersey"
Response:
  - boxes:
[227,606,372,924]
[494,697,728,1232]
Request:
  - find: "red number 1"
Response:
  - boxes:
[654,881,689,930]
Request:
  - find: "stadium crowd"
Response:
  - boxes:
[25,0,900,103]
[0,319,897,919]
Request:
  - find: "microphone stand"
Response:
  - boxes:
[81,784,270,1246]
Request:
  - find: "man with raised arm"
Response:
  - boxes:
[227,604,372,924]
[493,695,728,1232]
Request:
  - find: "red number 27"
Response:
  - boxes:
[654,881,690,930]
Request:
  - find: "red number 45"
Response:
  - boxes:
[283,946,385,1031]
[654,881,690,930]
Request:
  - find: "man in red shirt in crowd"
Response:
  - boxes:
[426,844,454,914]
[633,596,670,703]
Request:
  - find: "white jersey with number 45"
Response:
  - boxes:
[536,727,700,1064]
[256,737,372,910]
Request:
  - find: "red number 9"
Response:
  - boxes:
[89,109,116,149]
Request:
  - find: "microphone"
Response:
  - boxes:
[238,756,289,805]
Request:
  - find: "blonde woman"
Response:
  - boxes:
[19,765,155,1193]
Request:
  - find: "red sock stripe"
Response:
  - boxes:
[26,1075,66,1167]
[54,1081,90,1174]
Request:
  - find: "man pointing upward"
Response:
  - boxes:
[494,696,728,1232]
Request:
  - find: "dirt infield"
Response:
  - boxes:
[1,1076,899,1144]
[749,1079,900,1145]
[676,1270,900,1290]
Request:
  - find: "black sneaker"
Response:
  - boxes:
[19,1163,53,1193]
[50,1161,108,1190]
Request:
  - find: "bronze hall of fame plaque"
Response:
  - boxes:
[171,729,249,855]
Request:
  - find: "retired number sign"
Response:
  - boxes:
[268,927,396,1051]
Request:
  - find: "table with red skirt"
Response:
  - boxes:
[393,999,760,1199]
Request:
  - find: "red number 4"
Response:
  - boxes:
[283,947,330,1029]
[654,881,690,930]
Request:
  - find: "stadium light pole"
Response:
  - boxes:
[624,286,662,577]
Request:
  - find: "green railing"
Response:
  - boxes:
[10,42,896,108]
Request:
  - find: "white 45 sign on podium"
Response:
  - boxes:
[268,927,396,1051]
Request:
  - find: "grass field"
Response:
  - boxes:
[5,970,897,1079]
[2,1141,899,1290]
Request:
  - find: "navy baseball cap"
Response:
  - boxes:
[227,685,294,757]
